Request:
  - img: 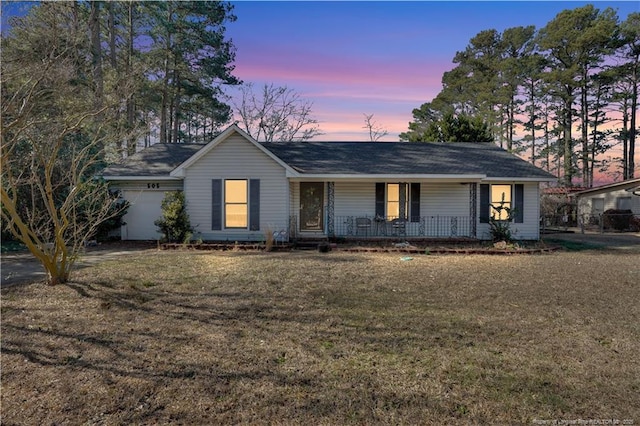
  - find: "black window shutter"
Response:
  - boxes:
[375,183,385,218]
[514,184,524,223]
[212,179,222,230]
[410,183,420,222]
[479,184,490,223]
[249,179,260,231]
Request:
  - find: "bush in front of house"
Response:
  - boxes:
[489,198,515,242]
[602,209,633,231]
[154,191,193,243]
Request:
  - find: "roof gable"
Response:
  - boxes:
[170,125,296,177]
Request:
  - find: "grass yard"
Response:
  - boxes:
[1,249,639,425]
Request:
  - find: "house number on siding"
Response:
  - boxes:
[147,183,160,189]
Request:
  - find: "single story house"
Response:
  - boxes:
[102,125,556,241]
[574,178,640,218]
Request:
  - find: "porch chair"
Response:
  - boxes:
[391,218,406,236]
[355,217,372,236]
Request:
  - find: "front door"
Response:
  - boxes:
[300,182,324,231]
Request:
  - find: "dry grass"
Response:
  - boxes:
[2,249,639,425]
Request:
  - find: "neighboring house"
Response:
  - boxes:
[574,178,640,219]
[102,125,556,241]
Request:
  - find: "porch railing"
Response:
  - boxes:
[333,215,474,239]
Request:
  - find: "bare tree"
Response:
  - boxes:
[1,7,129,285]
[233,83,323,141]
[363,113,389,141]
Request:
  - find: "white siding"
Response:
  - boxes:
[577,188,640,216]
[477,182,541,240]
[183,134,289,241]
[333,182,376,217]
[421,182,469,216]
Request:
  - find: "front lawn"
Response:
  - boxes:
[2,250,638,424]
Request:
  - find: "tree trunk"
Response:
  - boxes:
[622,109,629,180]
[580,70,589,187]
[89,1,103,107]
[107,2,117,69]
[126,2,136,155]
[563,96,574,186]
[630,60,638,179]
[528,80,536,166]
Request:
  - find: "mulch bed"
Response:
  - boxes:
[159,242,561,255]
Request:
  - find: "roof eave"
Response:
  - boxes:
[485,176,557,183]
[286,173,487,180]
[573,178,640,196]
[103,176,182,181]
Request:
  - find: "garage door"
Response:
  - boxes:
[121,190,167,240]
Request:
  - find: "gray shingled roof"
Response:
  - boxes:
[102,143,205,177]
[101,140,555,180]
[262,142,555,179]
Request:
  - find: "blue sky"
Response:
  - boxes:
[2,1,638,141]
[226,1,639,140]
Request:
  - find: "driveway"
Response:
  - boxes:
[542,230,640,251]
[1,242,156,287]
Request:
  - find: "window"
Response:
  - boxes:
[480,183,523,224]
[212,179,259,231]
[225,179,247,228]
[386,183,408,219]
[490,184,512,220]
[617,197,632,211]
[591,198,604,215]
[376,183,420,222]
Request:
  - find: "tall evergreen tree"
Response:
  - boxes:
[616,12,640,178]
[142,1,240,144]
[535,5,616,185]
[499,26,536,153]
[400,112,493,143]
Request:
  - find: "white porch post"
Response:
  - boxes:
[470,183,478,238]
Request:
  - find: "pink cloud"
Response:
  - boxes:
[229,46,448,141]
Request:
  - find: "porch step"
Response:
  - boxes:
[294,239,329,251]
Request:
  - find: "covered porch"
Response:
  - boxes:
[289,214,475,239]
[289,179,480,240]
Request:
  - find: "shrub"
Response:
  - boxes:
[94,198,129,242]
[154,191,193,243]
[264,227,274,252]
[602,209,633,231]
[488,198,515,242]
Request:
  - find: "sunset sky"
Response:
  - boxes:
[226,1,639,141]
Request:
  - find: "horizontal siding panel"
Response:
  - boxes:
[334,182,375,217]
[184,134,289,240]
[421,183,469,217]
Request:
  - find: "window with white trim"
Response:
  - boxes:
[386,183,408,219]
[225,179,248,228]
[490,184,512,220]
[480,183,523,224]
